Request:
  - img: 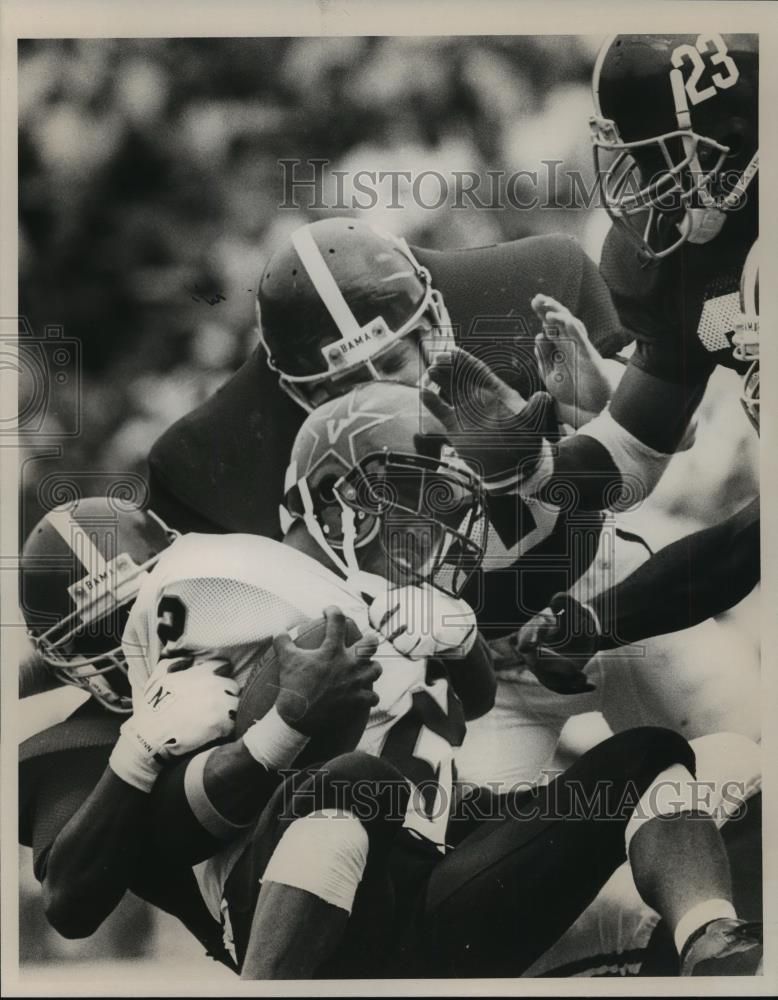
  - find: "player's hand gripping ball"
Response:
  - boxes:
[235,606,381,767]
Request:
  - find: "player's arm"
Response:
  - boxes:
[424,340,706,512]
[442,632,496,721]
[530,291,709,507]
[41,767,154,937]
[544,347,707,502]
[41,660,238,938]
[517,498,759,693]
[592,495,760,648]
[149,609,382,866]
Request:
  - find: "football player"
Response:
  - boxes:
[19,497,234,959]
[504,245,762,976]
[23,386,488,968]
[515,240,759,693]
[146,217,632,618]
[123,382,496,863]
[431,35,758,516]
[140,383,761,979]
[593,33,758,375]
[18,496,377,963]
[589,33,757,485]
[21,404,761,979]
[31,384,491,972]
[502,34,759,507]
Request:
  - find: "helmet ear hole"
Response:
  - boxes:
[722,133,744,158]
[316,475,339,507]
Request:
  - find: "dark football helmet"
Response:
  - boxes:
[257,218,452,411]
[591,33,758,259]
[20,496,177,712]
[282,382,487,597]
[733,240,759,431]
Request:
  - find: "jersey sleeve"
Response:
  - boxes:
[565,236,633,359]
[21,745,112,881]
[594,497,760,647]
[123,539,318,695]
[147,349,303,536]
[599,223,733,384]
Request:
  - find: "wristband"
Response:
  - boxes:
[241,706,309,770]
[108,723,165,794]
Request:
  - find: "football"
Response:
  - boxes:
[235,615,369,768]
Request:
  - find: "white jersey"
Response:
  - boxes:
[123,533,464,851]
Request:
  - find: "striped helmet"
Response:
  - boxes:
[257,218,452,411]
[20,496,177,712]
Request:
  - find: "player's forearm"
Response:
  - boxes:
[526,409,676,512]
[593,500,760,648]
[608,353,709,453]
[444,633,496,721]
[150,710,308,865]
[516,357,707,511]
[42,768,148,938]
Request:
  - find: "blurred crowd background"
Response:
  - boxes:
[17,35,759,979]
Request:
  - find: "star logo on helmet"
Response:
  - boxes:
[303,391,394,478]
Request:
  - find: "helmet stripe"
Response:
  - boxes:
[291,225,363,341]
[47,508,109,576]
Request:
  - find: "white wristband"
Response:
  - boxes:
[108,725,164,794]
[241,706,309,770]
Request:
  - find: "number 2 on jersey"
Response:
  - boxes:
[157,594,187,645]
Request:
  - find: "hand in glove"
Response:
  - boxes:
[109,658,239,792]
[421,346,555,494]
[515,592,601,694]
[369,582,477,660]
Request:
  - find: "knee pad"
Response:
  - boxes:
[261,809,369,914]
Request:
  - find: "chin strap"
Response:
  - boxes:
[339,501,362,579]
[296,476,383,593]
[722,151,759,210]
[680,151,757,244]
[669,65,758,247]
[298,477,351,577]
[679,206,727,245]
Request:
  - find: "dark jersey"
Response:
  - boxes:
[149,234,627,535]
[600,204,757,385]
[147,234,629,629]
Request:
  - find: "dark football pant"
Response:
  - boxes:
[224,726,695,978]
